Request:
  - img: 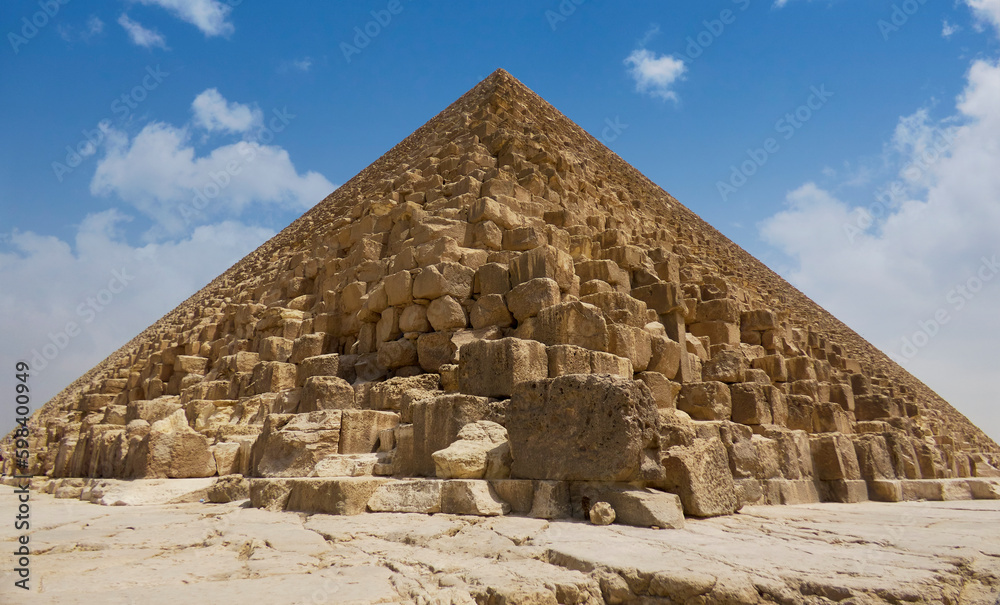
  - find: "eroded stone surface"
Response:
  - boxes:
[2,484,999,604]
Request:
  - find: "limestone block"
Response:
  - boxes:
[259,336,294,362]
[607,323,652,372]
[432,421,511,479]
[441,479,511,516]
[384,270,413,307]
[579,292,649,328]
[631,282,683,314]
[254,411,343,477]
[786,356,817,382]
[785,395,815,432]
[810,434,862,481]
[417,331,458,371]
[469,196,521,230]
[296,354,340,387]
[530,301,609,352]
[855,395,897,421]
[660,438,740,517]
[458,337,548,398]
[472,220,503,250]
[470,294,513,329]
[285,477,390,515]
[702,349,747,383]
[696,299,740,323]
[399,304,431,333]
[647,336,681,380]
[853,435,896,481]
[340,410,400,454]
[208,474,250,503]
[427,295,467,331]
[412,262,475,300]
[730,383,773,425]
[475,262,511,295]
[377,338,419,369]
[688,321,740,347]
[249,478,293,511]
[251,362,297,394]
[126,410,217,479]
[175,355,208,375]
[369,374,440,412]
[508,374,661,482]
[576,259,630,292]
[503,225,547,251]
[489,479,535,514]
[677,382,732,421]
[741,310,778,331]
[411,393,497,476]
[510,245,575,292]
[813,402,852,433]
[751,355,787,382]
[507,277,560,322]
[572,484,685,529]
[367,479,443,513]
[300,376,356,412]
[290,334,325,364]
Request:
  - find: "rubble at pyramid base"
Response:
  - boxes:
[4,70,999,527]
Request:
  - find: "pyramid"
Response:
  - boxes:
[4,69,999,520]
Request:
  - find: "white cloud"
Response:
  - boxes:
[91,123,334,236]
[292,57,313,72]
[118,13,168,49]
[968,0,1000,34]
[191,88,262,133]
[942,20,961,38]
[59,16,105,42]
[0,211,273,431]
[758,59,1000,442]
[131,0,235,37]
[624,48,687,102]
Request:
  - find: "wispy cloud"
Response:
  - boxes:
[292,57,313,72]
[624,48,687,102]
[118,14,168,49]
[130,0,236,37]
[191,88,262,134]
[59,16,105,43]
[942,20,961,38]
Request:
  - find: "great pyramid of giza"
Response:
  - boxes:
[4,69,999,520]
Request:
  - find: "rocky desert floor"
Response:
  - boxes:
[1,482,999,605]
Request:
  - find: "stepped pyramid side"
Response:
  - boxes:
[4,70,998,518]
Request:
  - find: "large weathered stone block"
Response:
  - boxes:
[810,434,861,481]
[340,410,400,454]
[659,438,740,517]
[457,337,548,397]
[508,374,661,482]
[411,393,497,476]
[677,382,732,421]
[529,301,609,352]
[300,376,356,412]
[507,277,560,322]
[510,245,575,291]
[431,421,511,479]
[253,411,343,478]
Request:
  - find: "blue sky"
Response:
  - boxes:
[2,0,1000,441]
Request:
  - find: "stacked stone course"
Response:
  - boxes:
[4,70,999,525]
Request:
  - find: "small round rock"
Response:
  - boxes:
[589,501,616,526]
